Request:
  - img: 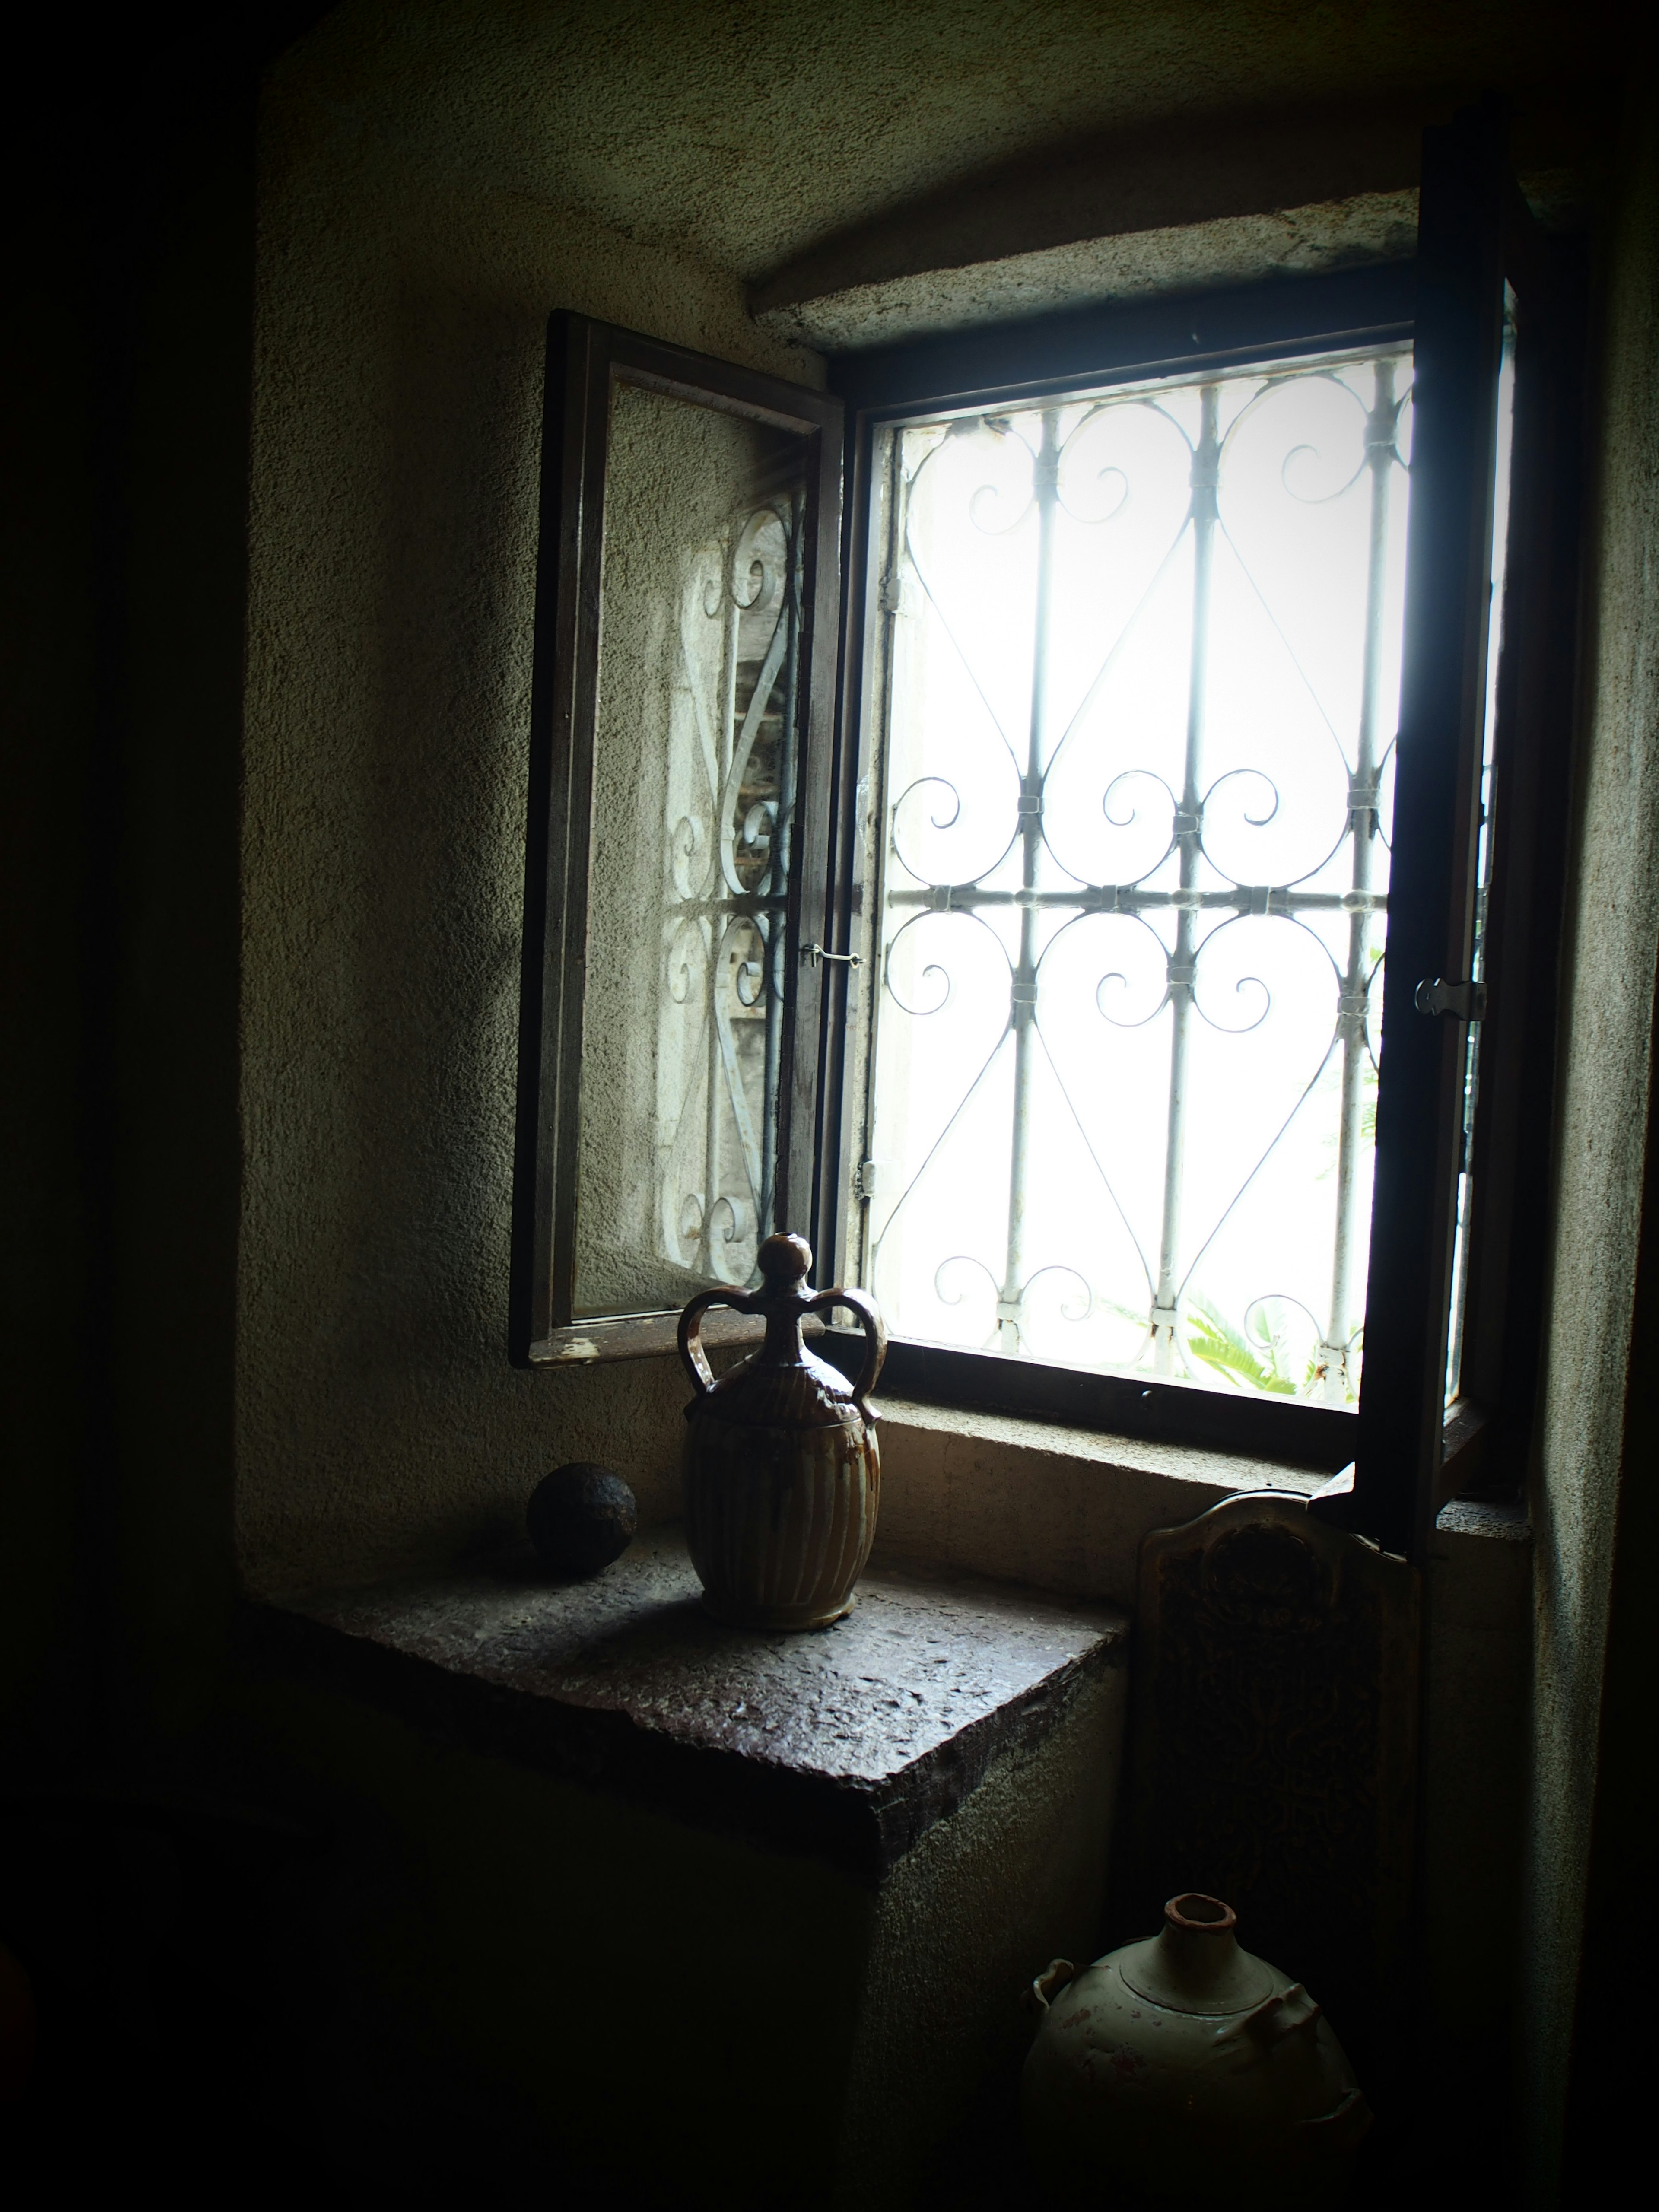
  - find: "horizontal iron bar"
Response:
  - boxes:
[887,885,1389,914]
[667,895,790,917]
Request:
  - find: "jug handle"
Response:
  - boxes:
[677,1287,758,1396]
[809,1286,887,1406]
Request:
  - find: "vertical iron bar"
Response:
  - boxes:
[760,496,801,1247]
[1323,356,1397,1403]
[997,408,1059,1353]
[856,439,908,1292]
[1152,384,1219,1373]
[699,532,743,1276]
[699,934,722,1275]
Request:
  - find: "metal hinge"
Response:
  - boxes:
[1414,976,1487,1020]
[855,1159,890,1200]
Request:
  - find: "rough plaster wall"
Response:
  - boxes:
[1522,103,1659,2202]
[295,1,1607,290]
[839,1665,1126,2208]
[237,14,819,1594]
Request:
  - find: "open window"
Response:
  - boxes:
[836,311,1418,1472]
[514,103,1584,1564]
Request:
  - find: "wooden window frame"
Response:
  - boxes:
[508,315,844,1367]
[814,108,1585,1560]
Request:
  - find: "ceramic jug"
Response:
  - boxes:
[1022,1893,1371,2210]
[678,1233,885,1630]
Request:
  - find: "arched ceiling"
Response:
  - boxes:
[282,0,1611,297]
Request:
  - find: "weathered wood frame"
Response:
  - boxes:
[509,315,844,1367]
[820,110,1584,1551]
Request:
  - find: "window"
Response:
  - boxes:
[853,348,1418,1411]
[514,104,1584,1563]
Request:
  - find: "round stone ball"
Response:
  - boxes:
[527,1463,637,1577]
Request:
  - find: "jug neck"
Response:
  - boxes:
[753,1233,813,1367]
[1118,1892,1274,2016]
[1157,1894,1241,1990]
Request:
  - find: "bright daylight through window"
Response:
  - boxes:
[850,347,1491,1408]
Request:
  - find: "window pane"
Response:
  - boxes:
[576,378,807,1318]
[858,351,1413,1405]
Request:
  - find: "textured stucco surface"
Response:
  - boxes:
[286,2,1607,292]
[760,191,1421,352]
[1522,102,1659,2202]
[237,11,819,1594]
[841,1664,1125,2207]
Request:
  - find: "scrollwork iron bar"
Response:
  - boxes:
[679,495,802,1284]
[759,511,802,1239]
[1151,382,1220,1373]
[996,408,1061,1353]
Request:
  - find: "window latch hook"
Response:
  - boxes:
[1414,976,1485,1020]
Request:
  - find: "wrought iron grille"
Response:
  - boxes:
[855,350,1417,1405]
[647,484,801,1293]
[571,382,808,1322]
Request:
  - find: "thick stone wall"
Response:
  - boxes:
[238,5,818,1594]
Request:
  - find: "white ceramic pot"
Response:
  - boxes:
[1021,1892,1371,2209]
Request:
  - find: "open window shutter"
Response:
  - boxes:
[1328,102,1511,1560]
[510,315,844,1364]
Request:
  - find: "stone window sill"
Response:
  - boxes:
[865,1398,1527,1608]
[242,1529,1128,1885]
[870,1394,1328,1611]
